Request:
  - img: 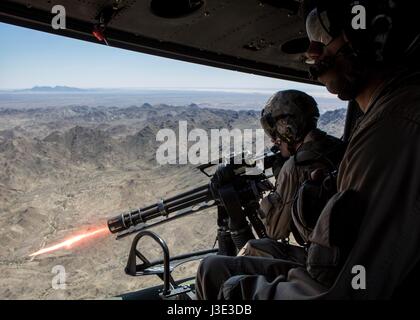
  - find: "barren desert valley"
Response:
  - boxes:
[0,89,346,299]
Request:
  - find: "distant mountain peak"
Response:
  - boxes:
[20,86,85,92]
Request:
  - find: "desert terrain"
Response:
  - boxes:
[0,92,345,299]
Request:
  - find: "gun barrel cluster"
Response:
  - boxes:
[107,184,213,234]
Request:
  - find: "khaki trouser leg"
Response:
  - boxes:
[195,255,300,300]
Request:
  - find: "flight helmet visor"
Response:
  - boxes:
[306,8,334,46]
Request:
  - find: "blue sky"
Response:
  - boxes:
[0,22,329,96]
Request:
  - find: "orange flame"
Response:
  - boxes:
[29,226,110,257]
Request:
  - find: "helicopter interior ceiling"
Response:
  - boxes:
[0,0,317,85]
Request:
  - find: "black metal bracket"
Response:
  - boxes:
[125,230,172,295]
[125,230,217,299]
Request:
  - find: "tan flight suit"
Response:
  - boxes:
[239,128,343,257]
[316,67,420,298]
[196,67,420,300]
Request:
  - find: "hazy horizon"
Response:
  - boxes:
[1,22,330,94]
[1,22,346,112]
[0,88,346,112]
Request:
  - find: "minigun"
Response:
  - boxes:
[107,146,283,244]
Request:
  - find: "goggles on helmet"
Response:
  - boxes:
[261,112,278,139]
[261,112,294,144]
